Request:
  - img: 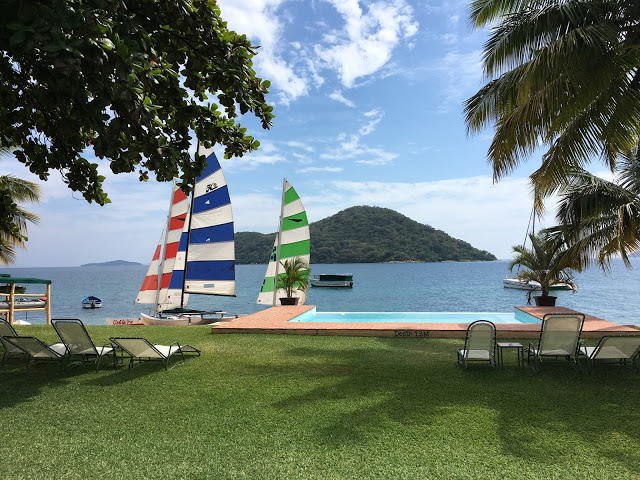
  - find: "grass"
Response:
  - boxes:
[2,325,640,479]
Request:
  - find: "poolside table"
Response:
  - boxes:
[497,342,524,369]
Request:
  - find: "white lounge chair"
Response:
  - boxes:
[457,320,496,368]
[2,336,69,369]
[525,313,585,371]
[52,318,119,371]
[109,337,200,370]
[579,335,640,372]
[0,319,25,361]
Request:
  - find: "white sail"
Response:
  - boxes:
[257,179,310,306]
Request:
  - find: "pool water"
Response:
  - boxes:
[289,309,541,324]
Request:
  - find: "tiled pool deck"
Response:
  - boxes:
[211,305,639,339]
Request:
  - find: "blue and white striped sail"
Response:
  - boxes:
[165,146,235,304]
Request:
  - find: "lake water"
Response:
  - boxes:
[2,259,639,326]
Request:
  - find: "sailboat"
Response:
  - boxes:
[503,204,573,291]
[134,146,236,325]
[256,179,310,306]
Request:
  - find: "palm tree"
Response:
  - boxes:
[277,257,310,302]
[0,149,42,265]
[546,141,640,272]
[465,0,640,199]
[509,231,577,305]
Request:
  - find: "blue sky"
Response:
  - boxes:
[6,0,591,267]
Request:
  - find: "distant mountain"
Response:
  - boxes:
[81,260,142,267]
[236,206,497,264]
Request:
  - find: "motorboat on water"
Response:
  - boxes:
[503,278,574,291]
[82,296,103,309]
[310,274,354,288]
[0,298,47,309]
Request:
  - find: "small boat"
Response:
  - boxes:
[503,278,573,291]
[132,147,236,326]
[257,179,310,306]
[310,274,353,288]
[0,298,46,309]
[82,296,103,309]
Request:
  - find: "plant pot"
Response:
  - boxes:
[534,295,557,307]
[279,297,299,306]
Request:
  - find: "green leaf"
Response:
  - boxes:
[9,31,26,45]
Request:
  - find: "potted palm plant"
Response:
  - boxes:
[509,231,577,306]
[277,257,310,305]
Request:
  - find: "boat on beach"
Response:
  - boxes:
[129,146,236,326]
[310,274,353,288]
[81,295,103,308]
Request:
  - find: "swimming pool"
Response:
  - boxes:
[289,308,541,324]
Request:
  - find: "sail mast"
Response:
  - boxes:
[156,184,176,316]
[272,178,287,306]
[180,143,199,309]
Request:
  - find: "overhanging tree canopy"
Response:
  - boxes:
[465,0,640,199]
[0,0,274,204]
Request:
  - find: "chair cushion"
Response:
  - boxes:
[458,349,491,361]
[49,343,68,356]
[536,348,572,357]
[581,345,629,360]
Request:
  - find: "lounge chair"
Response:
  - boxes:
[1,336,69,369]
[0,318,26,361]
[109,337,200,370]
[525,313,585,371]
[579,335,640,372]
[457,320,496,368]
[52,318,119,371]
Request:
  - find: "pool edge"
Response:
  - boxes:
[211,305,637,339]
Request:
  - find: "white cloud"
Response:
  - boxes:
[217,0,313,105]
[297,166,344,174]
[285,141,314,152]
[220,152,287,171]
[311,176,546,259]
[329,90,356,108]
[319,134,398,166]
[434,50,484,113]
[292,152,313,164]
[232,193,282,231]
[315,0,419,88]
[359,109,383,135]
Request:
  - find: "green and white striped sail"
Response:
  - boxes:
[257,179,310,306]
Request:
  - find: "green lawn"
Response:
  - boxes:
[2,326,639,479]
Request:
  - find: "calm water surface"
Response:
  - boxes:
[3,259,639,325]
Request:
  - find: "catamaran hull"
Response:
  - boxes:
[139,312,231,326]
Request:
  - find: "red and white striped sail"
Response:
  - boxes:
[136,181,191,311]
[135,232,163,304]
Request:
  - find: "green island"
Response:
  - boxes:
[236,206,497,264]
[1,325,638,479]
[80,260,142,267]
